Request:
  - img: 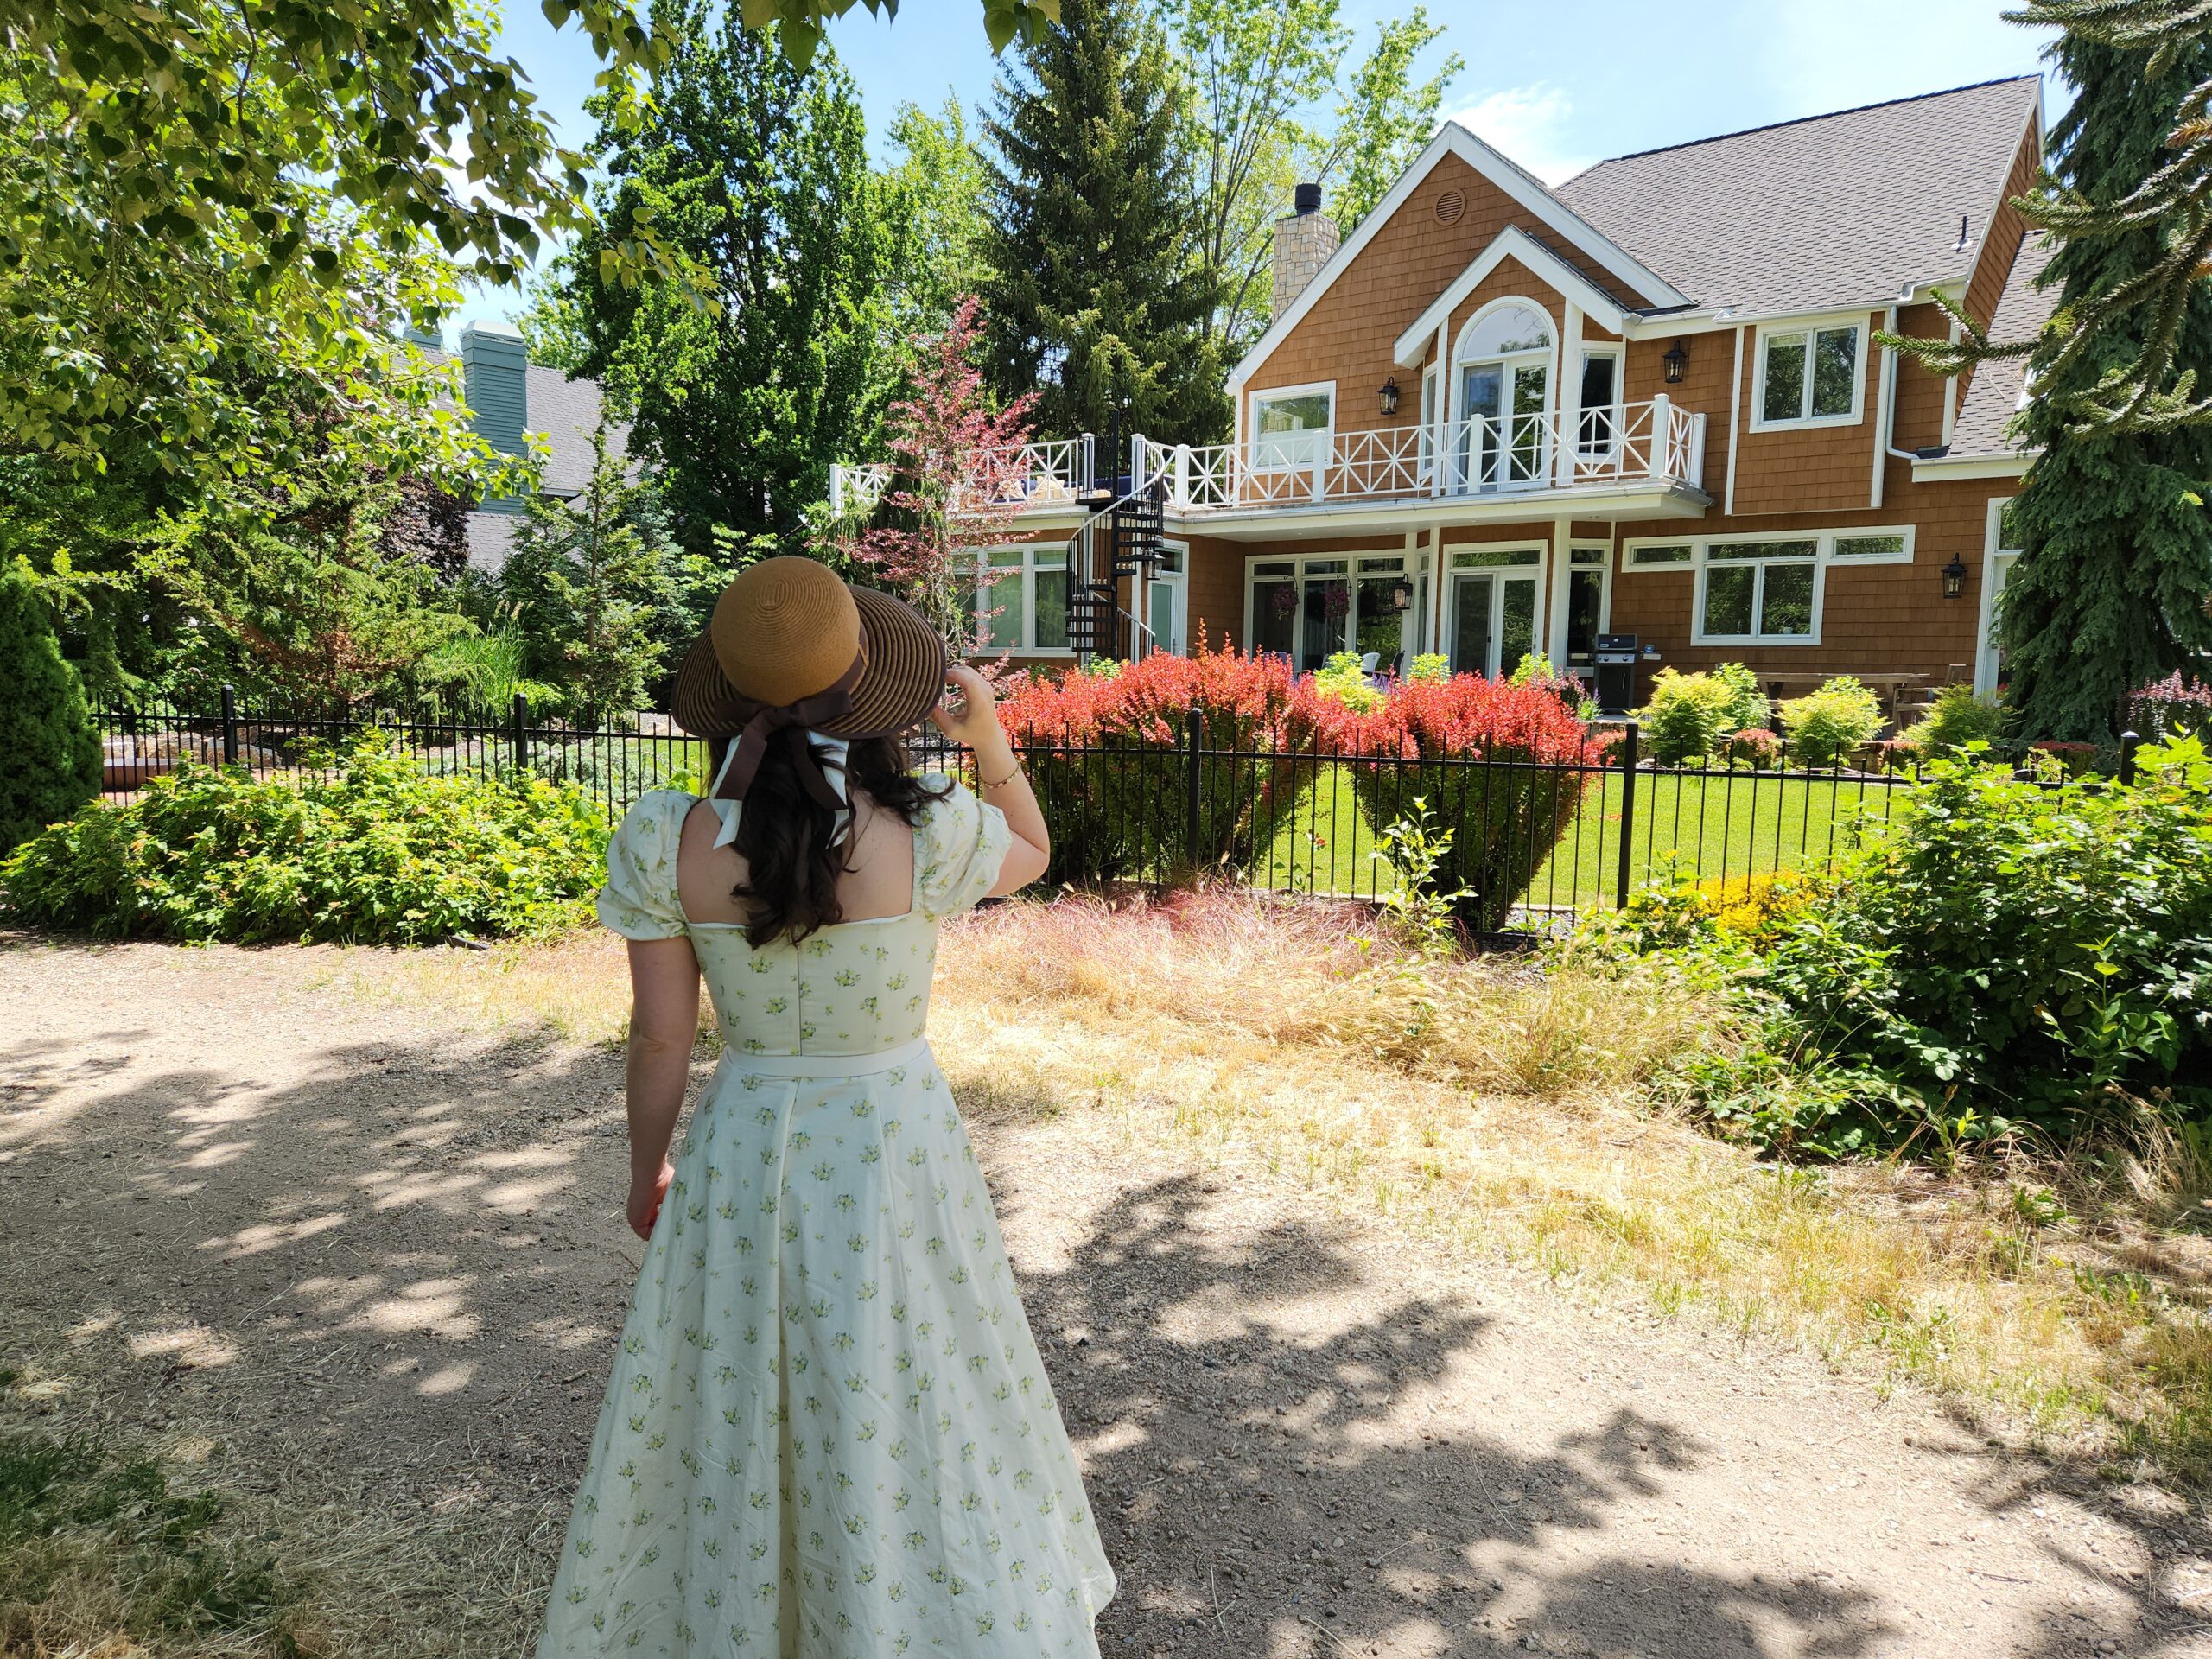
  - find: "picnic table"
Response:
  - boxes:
[1756,671,1935,723]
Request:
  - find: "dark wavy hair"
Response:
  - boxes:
[730,728,950,949]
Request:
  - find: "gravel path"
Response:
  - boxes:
[2,935,2207,1658]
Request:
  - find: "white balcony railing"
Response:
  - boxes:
[830,436,1097,520]
[1171,396,1705,514]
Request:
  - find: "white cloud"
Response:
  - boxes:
[1441,84,1597,187]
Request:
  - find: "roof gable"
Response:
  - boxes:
[1227,124,1687,391]
[1391,226,1635,365]
[1553,76,2042,316]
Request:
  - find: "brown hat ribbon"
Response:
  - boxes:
[710,652,867,813]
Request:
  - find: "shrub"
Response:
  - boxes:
[1594,737,2212,1156]
[2129,671,2212,740]
[1712,661,1770,732]
[2030,739,2098,779]
[1309,676,1597,931]
[0,738,608,944]
[1637,669,1736,766]
[1724,727,1781,769]
[0,575,102,851]
[1406,653,1450,684]
[1902,684,2005,758]
[1313,650,1382,712]
[1508,652,1597,719]
[995,644,1307,885]
[1779,676,1883,769]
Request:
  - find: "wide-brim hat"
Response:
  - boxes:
[671,559,945,804]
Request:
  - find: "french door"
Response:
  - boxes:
[1456,357,1549,492]
[1449,570,1540,678]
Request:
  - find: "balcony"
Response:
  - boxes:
[828,396,1708,528]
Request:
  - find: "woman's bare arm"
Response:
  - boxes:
[931,664,1049,895]
[624,936,701,1238]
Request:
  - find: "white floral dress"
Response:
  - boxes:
[537,781,1116,1657]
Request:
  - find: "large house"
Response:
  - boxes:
[843,75,2055,713]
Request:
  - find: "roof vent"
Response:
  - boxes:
[1435,188,1466,226]
[1955,213,1971,253]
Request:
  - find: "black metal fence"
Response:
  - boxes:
[94,690,2142,925]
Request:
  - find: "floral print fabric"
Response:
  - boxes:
[539,783,1113,1656]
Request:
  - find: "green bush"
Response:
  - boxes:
[1903,684,2005,758]
[1637,668,1736,766]
[0,738,608,944]
[1779,676,1884,769]
[0,575,102,851]
[1406,653,1450,684]
[1313,651,1382,712]
[1712,661,1770,732]
[1590,737,2212,1156]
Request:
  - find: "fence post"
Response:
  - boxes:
[219,683,238,766]
[1612,719,1641,909]
[1185,703,1204,876]
[2119,728,2140,787]
[512,692,529,775]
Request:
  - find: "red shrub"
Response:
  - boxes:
[1725,727,1782,769]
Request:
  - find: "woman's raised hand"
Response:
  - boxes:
[929,663,1005,753]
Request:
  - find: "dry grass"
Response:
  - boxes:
[374,893,2212,1475]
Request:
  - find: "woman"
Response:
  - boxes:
[537,557,1115,1656]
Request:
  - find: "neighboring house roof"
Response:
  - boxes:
[420,346,630,498]
[1947,231,2058,459]
[1552,76,2042,317]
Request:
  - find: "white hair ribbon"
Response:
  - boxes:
[704,733,852,850]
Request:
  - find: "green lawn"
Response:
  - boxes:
[1253,765,1907,910]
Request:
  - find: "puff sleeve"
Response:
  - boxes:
[912,777,1014,918]
[595,791,692,940]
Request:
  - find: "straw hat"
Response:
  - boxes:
[671,557,945,809]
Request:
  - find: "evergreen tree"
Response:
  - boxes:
[981,0,1229,448]
[1997,33,2212,739]
[0,575,102,851]
[567,7,896,554]
[497,426,681,723]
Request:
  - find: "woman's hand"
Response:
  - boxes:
[929,664,1006,753]
[627,1158,675,1241]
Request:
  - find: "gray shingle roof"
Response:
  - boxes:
[420,346,630,497]
[1947,231,2056,458]
[1552,77,2041,315]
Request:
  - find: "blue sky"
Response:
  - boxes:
[453,0,2059,336]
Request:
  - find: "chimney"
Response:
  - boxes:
[1271,182,1340,321]
[460,321,530,461]
[403,322,444,353]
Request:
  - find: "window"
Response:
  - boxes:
[1250,385,1334,471]
[968,544,1070,652]
[1700,539,1816,641]
[1565,543,1610,670]
[1450,545,1541,569]
[1622,541,1693,569]
[1577,351,1620,458]
[1147,543,1186,656]
[1755,321,1863,427]
[1831,532,1910,563]
[1248,550,1427,672]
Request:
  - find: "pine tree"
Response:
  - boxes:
[567,7,896,554]
[1998,33,2212,739]
[0,575,103,850]
[980,0,1229,448]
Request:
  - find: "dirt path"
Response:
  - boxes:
[2,935,2207,1659]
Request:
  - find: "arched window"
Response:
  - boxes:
[1451,300,1554,490]
[1458,302,1553,359]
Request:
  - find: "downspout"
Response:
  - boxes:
[1881,303,1920,467]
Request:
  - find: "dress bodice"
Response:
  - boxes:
[595,779,1010,1058]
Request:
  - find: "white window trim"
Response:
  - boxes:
[970,542,1076,656]
[1618,527,1918,647]
[1974,497,2018,696]
[1694,548,1823,648]
[1147,538,1189,657]
[1748,315,1868,432]
[1573,346,1626,462]
[1441,541,1549,677]
[1241,548,1431,661]
[1247,380,1338,474]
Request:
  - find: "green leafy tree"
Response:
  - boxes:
[497,426,680,721]
[880,96,996,344]
[565,9,897,553]
[1157,0,1458,353]
[0,572,103,850]
[1891,25,2212,740]
[981,0,1228,445]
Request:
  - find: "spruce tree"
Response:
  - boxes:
[980,0,1229,448]
[1996,32,2212,740]
[0,575,103,850]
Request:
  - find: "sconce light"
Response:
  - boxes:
[1942,555,1968,601]
[1389,579,1412,613]
[1378,376,1401,417]
[1662,341,1688,385]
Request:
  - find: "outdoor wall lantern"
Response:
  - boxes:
[1662,341,1688,384]
[1378,376,1402,417]
[1388,579,1413,613]
[1942,555,1969,600]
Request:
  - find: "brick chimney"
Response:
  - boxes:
[1271,181,1340,321]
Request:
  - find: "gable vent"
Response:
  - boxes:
[1434,188,1466,226]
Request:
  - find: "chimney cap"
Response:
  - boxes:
[1294,181,1321,216]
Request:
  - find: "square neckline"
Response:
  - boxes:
[672,791,924,933]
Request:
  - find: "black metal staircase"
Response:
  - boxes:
[1065,472,1167,662]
